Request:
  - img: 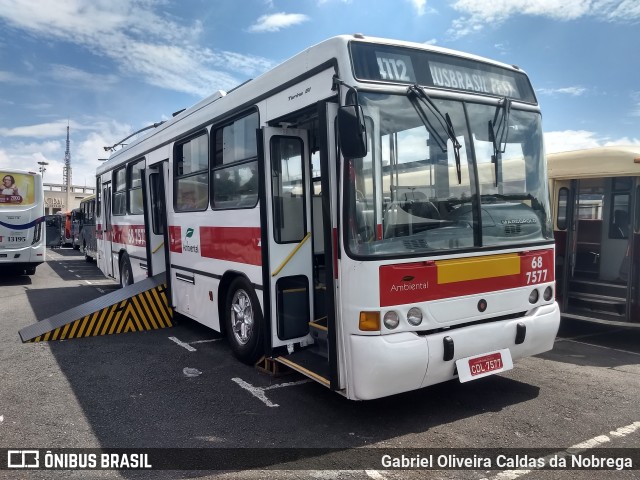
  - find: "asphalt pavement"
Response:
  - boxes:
[1,247,639,479]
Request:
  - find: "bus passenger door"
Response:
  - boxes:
[144,162,168,277]
[99,182,115,278]
[263,127,314,348]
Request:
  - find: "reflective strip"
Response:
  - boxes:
[436,253,520,284]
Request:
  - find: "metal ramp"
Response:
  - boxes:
[19,273,173,343]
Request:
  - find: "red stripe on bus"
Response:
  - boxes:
[200,226,262,266]
[94,224,143,245]
[379,249,554,307]
[109,224,146,247]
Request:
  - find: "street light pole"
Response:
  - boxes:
[37,161,49,214]
[37,161,49,181]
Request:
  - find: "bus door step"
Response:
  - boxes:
[254,356,293,377]
[275,350,330,388]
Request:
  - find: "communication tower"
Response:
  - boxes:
[63,123,72,190]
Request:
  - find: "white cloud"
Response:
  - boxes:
[537,86,587,97]
[408,0,427,16]
[0,0,273,97]
[424,38,438,45]
[544,130,601,153]
[248,12,310,33]
[631,91,640,117]
[544,129,640,154]
[604,137,640,146]
[494,42,509,56]
[0,119,133,185]
[0,120,72,138]
[448,0,640,38]
[0,70,37,85]
[49,65,119,91]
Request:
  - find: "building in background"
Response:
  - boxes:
[43,183,95,214]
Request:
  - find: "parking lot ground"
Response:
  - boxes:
[1,248,638,479]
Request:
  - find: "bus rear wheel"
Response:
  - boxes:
[119,254,133,288]
[225,277,264,364]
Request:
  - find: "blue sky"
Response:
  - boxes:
[0,0,638,186]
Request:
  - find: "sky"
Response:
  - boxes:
[0,0,638,187]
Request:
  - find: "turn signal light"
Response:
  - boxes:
[359,311,380,331]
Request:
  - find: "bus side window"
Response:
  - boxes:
[211,111,259,210]
[128,159,145,214]
[557,187,569,230]
[174,131,209,212]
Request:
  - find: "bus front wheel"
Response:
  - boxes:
[225,277,264,364]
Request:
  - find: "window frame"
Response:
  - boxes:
[557,187,569,230]
[173,130,210,213]
[210,109,260,211]
[270,135,307,244]
[128,158,145,215]
[112,167,127,216]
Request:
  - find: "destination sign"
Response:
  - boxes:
[350,42,536,103]
[429,61,518,98]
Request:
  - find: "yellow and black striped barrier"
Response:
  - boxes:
[19,273,173,343]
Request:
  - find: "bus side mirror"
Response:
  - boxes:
[338,105,368,159]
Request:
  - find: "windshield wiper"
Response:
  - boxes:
[489,97,511,187]
[407,85,462,184]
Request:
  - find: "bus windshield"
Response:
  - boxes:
[345,92,552,257]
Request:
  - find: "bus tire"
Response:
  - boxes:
[25,266,36,275]
[119,254,133,288]
[225,277,264,364]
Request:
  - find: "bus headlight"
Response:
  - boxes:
[529,289,539,304]
[543,286,553,301]
[383,311,400,329]
[407,307,423,326]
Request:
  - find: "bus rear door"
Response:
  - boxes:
[144,162,168,277]
[99,182,115,278]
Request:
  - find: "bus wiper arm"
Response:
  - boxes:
[407,85,462,184]
[489,97,511,187]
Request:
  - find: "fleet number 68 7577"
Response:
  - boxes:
[526,256,548,284]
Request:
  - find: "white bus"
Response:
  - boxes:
[0,169,45,275]
[96,35,559,400]
[549,146,640,324]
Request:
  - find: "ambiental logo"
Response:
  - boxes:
[390,274,427,292]
[182,227,199,253]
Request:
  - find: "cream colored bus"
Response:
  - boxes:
[548,146,640,324]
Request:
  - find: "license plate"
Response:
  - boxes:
[456,348,513,383]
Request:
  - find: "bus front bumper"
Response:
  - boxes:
[348,303,560,400]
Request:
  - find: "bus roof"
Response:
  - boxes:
[547,145,640,180]
[98,34,533,176]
